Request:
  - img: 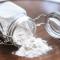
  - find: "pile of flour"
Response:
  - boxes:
[12,25,52,58]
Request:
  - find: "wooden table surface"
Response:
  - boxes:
[0,0,60,60]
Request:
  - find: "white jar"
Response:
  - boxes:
[0,1,60,48]
[0,1,27,35]
[0,1,36,46]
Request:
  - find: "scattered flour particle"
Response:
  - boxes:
[12,25,52,58]
[15,37,52,58]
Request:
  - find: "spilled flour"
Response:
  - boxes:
[0,1,52,58]
[12,26,52,58]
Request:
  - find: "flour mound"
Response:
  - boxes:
[14,36,52,58]
[12,25,52,58]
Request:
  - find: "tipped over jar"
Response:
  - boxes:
[0,1,60,50]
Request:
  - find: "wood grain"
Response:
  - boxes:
[0,0,60,60]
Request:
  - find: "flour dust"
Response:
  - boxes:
[12,25,52,58]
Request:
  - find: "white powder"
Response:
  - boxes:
[0,2,52,58]
[12,25,52,58]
